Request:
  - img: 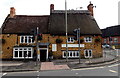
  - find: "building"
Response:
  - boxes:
[1,3,102,61]
[101,25,120,49]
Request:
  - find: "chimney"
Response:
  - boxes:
[87,2,94,16]
[10,7,16,18]
[50,4,54,13]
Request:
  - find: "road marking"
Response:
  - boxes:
[72,67,104,71]
[2,73,7,76]
[108,64,119,67]
[75,73,78,75]
[109,70,117,73]
[37,71,39,72]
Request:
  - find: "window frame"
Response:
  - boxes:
[84,49,92,58]
[114,38,118,43]
[84,37,92,43]
[13,47,33,59]
[67,37,75,43]
[62,51,79,58]
[104,39,107,43]
[20,35,34,43]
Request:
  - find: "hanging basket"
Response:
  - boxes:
[1,39,6,44]
[95,38,101,43]
[80,39,84,43]
[56,38,63,44]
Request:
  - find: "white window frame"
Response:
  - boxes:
[67,37,75,43]
[114,38,118,43]
[20,35,34,43]
[84,37,92,43]
[62,51,79,58]
[13,47,33,59]
[84,49,92,58]
[104,39,107,43]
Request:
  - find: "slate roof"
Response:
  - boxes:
[1,10,102,35]
[101,25,120,37]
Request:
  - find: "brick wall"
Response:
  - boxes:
[1,34,102,59]
[1,34,17,59]
[41,34,102,59]
[102,36,120,48]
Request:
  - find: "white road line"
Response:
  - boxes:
[37,71,39,72]
[108,64,119,67]
[109,70,117,73]
[75,73,78,75]
[2,73,7,76]
[72,67,104,71]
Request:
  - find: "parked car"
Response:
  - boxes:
[102,44,110,48]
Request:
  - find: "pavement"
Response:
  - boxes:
[40,62,69,70]
[0,50,119,72]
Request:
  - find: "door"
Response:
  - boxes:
[40,50,47,62]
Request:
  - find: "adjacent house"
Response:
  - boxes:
[1,3,102,61]
[101,25,120,49]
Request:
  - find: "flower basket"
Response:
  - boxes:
[95,38,101,43]
[1,39,6,44]
[56,38,63,44]
[80,39,84,43]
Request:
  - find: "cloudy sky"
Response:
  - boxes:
[0,0,119,29]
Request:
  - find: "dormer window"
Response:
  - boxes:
[67,37,74,43]
[20,35,34,43]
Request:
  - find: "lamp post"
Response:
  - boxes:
[65,0,68,62]
[78,28,81,63]
[36,27,40,66]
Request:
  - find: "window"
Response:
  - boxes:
[84,49,92,58]
[63,51,79,58]
[67,37,74,43]
[104,39,107,43]
[114,38,118,43]
[13,47,33,59]
[84,37,92,43]
[20,35,34,43]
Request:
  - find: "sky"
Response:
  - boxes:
[0,0,119,29]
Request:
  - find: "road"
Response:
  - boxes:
[1,49,120,78]
[1,62,119,78]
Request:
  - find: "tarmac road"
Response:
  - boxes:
[1,62,119,78]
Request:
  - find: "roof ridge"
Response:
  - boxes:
[16,15,50,17]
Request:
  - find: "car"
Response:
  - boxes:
[102,44,110,48]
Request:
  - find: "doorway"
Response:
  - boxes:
[40,48,48,62]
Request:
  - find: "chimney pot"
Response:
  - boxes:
[50,4,54,13]
[87,2,94,16]
[10,7,16,18]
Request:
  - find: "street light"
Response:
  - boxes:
[65,0,68,62]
